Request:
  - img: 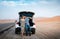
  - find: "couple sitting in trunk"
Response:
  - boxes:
[20,16,34,36]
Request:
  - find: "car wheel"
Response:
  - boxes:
[31,28,35,34]
[15,28,18,34]
[15,27,21,34]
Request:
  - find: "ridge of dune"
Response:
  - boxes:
[34,16,60,22]
[0,19,15,23]
[0,16,60,23]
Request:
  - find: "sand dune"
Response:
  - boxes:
[0,16,60,24]
[34,16,60,23]
[0,19,15,23]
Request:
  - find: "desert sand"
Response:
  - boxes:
[34,16,60,22]
[33,16,60,39]
[0,16,60,39]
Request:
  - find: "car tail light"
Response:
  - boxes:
[16,22,19,24]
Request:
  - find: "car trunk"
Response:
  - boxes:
[19,11,35,17]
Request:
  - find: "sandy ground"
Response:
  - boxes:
[0,22,60,39]
[0,16,60,39]
[35,22,60,39]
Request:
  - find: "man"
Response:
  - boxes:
[25,17,31,36]
[25,17,29,26]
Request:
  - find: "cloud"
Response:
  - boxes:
[0,1,32,6]
[0,0,60,19]
[0,1,37,7]
[39,1,49,4]
[0,1,16,6]
[0,0,60,7]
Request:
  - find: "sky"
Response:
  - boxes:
[0,0,60,19]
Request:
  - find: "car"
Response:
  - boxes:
[15,22,21,34]
[15,11,36,35]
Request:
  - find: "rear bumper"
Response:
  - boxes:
[15,24,36,29]
[30,25,36,28]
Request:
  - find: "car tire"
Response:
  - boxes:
[15,27,21,34]
[15,28,18,34]
[31,28,35,34]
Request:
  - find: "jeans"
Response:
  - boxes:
[25,24,31,34]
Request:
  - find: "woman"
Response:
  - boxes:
[20,16,26,37]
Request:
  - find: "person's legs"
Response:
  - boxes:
[25,24,31,36]
[25,24,28,36]
[21,27,24,37]
[28,25,31,36]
